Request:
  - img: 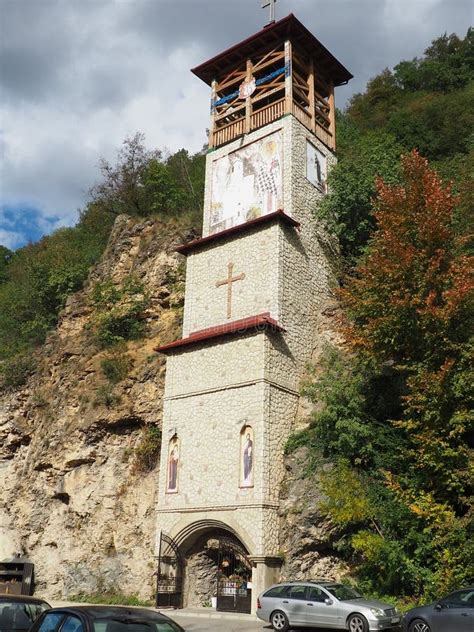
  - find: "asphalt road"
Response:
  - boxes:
[171,613,404,632]
[171,615,270,631]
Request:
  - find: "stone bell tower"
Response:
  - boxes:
[154,13,351,614]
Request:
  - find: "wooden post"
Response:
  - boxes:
[245,58,253,134]
[284,40,293,115]
[209,79,217,148]
[308,58,316,133]
[328,78,336,150]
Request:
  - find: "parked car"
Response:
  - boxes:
[257,581,401,631]
[28,606,184,632]
[402,587,474,632]
[0,594,51,632]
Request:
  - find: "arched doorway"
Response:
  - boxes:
[156,523,253,613]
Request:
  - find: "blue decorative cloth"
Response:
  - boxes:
[212,63,290,110]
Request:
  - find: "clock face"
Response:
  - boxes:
[209,131,283,235]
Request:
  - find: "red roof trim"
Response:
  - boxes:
[191,14,352,87]
[176,210,299,255]
[155,312,285,354]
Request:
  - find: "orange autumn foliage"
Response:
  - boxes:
[340,150,473,368]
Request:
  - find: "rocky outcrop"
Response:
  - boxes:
[278,300,349,583]
[0,216,191,600]
[279,447,349,582]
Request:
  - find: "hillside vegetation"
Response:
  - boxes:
[0,135,204,389]
[292,29,473,601]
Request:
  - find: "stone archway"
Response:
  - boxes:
[173,522,253,612]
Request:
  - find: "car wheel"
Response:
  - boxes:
[347,613,369,632]
[408,620,431,632]
[270,610,290,632]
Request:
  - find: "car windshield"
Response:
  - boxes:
[325,584,362,601]
[93,618,181,632]
[0,600,50,630]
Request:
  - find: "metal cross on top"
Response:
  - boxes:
[261,0,277,24]
[215,262,246,319]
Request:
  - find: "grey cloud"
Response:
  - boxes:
[0,0,472,248]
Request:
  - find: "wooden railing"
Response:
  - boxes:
[251,99,285,131]
[212,99,334,150]
[293,102,335,150]
[292,103,312,130]
[212,118,245,148]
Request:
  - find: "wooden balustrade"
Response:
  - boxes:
[251,99,285,130]
[293,102,334,150]
[212,98,334,150]
[213,119,245,147]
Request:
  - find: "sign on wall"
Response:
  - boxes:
[306,140,326,190]
[209,131,283,235]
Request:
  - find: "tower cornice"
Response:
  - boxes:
[155,312,285,354]
[176,209,299,256]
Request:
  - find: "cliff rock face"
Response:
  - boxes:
[278,301,349,583]
[279,447,349,582]
[0,216,189,600]
[0,216,346,601]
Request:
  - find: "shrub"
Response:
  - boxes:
[89,277,150,348]
[132,425,162,473]
[93,384,120,408]
[70,593,152,607]
[0,354,36,392]
[100,351,133,384]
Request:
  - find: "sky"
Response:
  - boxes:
[0,0,472,250]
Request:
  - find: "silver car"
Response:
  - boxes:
[256,581,401,632]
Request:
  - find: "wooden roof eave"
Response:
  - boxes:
[192,13,352,87]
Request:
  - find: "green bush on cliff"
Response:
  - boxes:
[132,425,162,473]
[89,277,150,347]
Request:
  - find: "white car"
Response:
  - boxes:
[256,581,401,632]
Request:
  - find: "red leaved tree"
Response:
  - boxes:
[340,150,473,502]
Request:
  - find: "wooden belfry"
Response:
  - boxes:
[192,14,352,150]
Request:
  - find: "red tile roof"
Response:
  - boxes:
[155,312,285,354]
[176,210,299,255]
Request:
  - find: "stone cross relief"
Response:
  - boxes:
[215,262,246,319]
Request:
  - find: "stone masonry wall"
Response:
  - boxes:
[182,223,281,336]
[156,115,339,583]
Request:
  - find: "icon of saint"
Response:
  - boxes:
[241,430,253,487]
[167,441,179,492]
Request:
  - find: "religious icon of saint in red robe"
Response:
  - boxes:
[167,440,179,493]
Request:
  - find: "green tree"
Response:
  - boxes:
[317,121,403,263]
[0,246,12,283]
[296,151,473,598]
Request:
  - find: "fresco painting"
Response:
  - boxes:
[209,131,283,234]
[306,140,327,190]
[167,437,180,493]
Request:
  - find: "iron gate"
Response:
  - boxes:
[216,536,252,613]
[155,532,183,608]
